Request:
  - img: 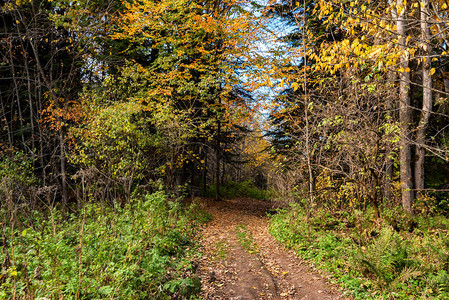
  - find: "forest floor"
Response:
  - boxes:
[196,197,348,300]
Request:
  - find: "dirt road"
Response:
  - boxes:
[196,197,347,300]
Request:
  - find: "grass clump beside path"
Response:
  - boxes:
[0,191,206,299]
[269,204,449,299]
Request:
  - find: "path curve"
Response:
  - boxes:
[196,197,348,300]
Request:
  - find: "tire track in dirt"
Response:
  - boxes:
[196,197,347,300]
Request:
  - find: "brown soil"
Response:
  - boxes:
[196,197,348,300]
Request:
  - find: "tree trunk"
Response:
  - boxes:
[301,0,314,205]
[415,0,432,194]
[397,0,414,213]
[59,128,68,207]
[384,71,396,204]
[215,120,221,201]
[203,146,207,196]
[28,33,69,208]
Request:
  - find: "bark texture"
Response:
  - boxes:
[397,0,414,213]
[415,0,432,193]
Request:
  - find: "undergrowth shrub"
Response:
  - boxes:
[0,191,204,299]
[206,180,270,200]
[269,203,449,299]
[0,151,37,211]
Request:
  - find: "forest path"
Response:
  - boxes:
[196,197,347,300]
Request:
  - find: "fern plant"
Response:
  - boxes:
[358,227,418,288]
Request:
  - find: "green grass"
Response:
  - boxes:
[211,240,229,260]
[0,191,205,299]
[269,204,449,299]
[235,224,258,254]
